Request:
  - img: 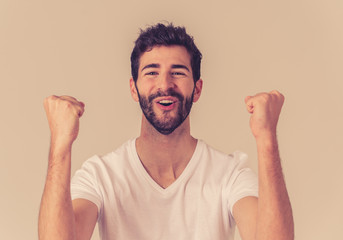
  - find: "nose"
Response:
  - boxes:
[158,72,175,91]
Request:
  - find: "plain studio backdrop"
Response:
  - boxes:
[1,0,342,239]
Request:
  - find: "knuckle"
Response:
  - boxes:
[50,95,58,100]
[43,97,49,104]
[45,95,52,101]
[260,93,271,102]
[44,95,56,105]
[271,90,284,98]
[64,101,73,109]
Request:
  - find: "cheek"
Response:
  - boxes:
[176,78,194,90]
[184,82,196,96]
[136,79,155,94]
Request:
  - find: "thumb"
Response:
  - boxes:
[244,96,252,104]
[245,96,254,113]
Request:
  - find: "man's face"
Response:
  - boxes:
[131,45,202,135]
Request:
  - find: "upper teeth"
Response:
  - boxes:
[159,100,173,104]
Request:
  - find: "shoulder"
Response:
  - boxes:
[199,140,249,168]
[196,140,252,180]
[77,139,136,174]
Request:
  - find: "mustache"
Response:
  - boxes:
[148,89,184,103]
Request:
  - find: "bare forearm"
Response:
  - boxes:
[38,142,76,240]
[255,133,294,240]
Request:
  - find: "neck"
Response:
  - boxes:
[135,115,197,188]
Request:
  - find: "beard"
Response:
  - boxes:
[136,86,194,135]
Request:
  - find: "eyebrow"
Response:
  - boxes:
[141,63,160,72]
[171,64,190,72]
[141,63,190,72]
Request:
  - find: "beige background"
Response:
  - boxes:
[1,0,342,239]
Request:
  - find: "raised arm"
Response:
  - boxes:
[38,96,97,240]
[234,90,294,240]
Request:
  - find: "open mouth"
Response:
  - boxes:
[158,100,174,106]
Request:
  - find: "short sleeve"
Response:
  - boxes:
[226,151,258,216]
[71,155,103,217]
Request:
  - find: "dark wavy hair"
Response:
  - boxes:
[130,23,202,83]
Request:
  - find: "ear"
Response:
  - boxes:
[192,79,203,103]
[130,78,139,102]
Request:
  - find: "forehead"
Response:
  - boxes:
[139,45,191,70]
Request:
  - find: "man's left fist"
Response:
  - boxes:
[245,90,285,139]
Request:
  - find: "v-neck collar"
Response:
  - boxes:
[129,138,203,195]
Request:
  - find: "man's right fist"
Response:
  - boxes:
[44,95,85,146]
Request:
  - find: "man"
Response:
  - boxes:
[39,23,294,240]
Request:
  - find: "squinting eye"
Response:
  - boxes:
[146,72,158,76]
[172,72,185,76]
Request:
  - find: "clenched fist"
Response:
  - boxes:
[245,90,284,139]
[44,95,85,147]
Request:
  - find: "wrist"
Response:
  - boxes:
[255,131,278,150]
[50,137,73,158]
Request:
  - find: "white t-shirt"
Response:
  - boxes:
[71,139,258,240]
